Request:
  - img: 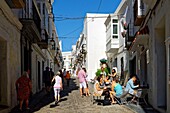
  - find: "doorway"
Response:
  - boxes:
[0,38,7,106]
[38,61,41,90]
[130,56,136,76]
[155,21,167,109]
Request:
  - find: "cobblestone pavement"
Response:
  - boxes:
[34,78,135,113]
[10,77,160,113]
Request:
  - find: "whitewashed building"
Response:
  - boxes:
[0,0,62,112]
[78,13,109,80]
[105,0,129,85]
[62,51,72,73]
[125,0,170,113]
[0,1,23,112]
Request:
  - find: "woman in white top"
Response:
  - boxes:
[51,71,63,104]
[94,75,105,96]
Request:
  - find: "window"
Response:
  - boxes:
[43,3,45,15]
[113,25,118,34]
[112,19,118,23]
[112,18,118,38]
[37,3,41,13]
[112,36,118,38]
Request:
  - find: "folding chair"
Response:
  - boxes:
[114,90,130,105]
[137,88,148,105]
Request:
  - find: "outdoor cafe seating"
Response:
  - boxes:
[92,79,149,106]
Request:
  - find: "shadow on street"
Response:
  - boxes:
[9,77,79,113]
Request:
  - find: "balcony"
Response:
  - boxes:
[20,1,41,43]
[6,0,25,8]
[134,0,145,26]
[125,25,135,50]
[106,37,119,53]
[38,29,48,49]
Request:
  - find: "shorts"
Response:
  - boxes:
[54,88,60,97]
[79,81,87,88]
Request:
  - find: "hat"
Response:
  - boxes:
[56,71,60,75]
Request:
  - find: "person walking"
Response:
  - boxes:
[51,71,63,104]
[62,68,67,85]
[59,69,64,89]
[15,71,32,111]
[77,67,88,97]
[50,68,54,79]
[82,68,90,96]
[43,67,52,94]
[65,71,71,87]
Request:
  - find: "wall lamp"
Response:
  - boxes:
[49,38,55,50]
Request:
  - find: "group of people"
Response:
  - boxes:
[93,68,140,104]
[15,65,141,111]
[15,67,71,111]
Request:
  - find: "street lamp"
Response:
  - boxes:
[81,44,87,54]
[49,38,55,50]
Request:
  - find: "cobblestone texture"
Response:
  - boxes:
[33,78,135,113]
[10,77,160,113]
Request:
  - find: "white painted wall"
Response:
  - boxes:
[84,13,108,80]
[0,0,22,110]
[62,51,72,72]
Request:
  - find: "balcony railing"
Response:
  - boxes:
[20,0,41,43]
[125,24,135,50]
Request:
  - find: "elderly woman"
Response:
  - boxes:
[15,71,32,111]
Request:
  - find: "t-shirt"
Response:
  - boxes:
[65,73,70,79]
[53,76,62,89]
[77,70,86,83]
[114,83,123,96]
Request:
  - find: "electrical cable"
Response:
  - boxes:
[97,0,103,12]
[56,0,102,36]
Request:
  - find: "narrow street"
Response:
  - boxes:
[34,78,135,113]
[10,77,159,113]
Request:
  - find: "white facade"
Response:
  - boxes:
[62,51,72,72]
[126,0,170,113]
[105,0,129,84]
[83,13,108,80]
[0,0,22,112]
[0,0,62,112]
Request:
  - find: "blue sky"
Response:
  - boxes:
[53,0,121,52]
